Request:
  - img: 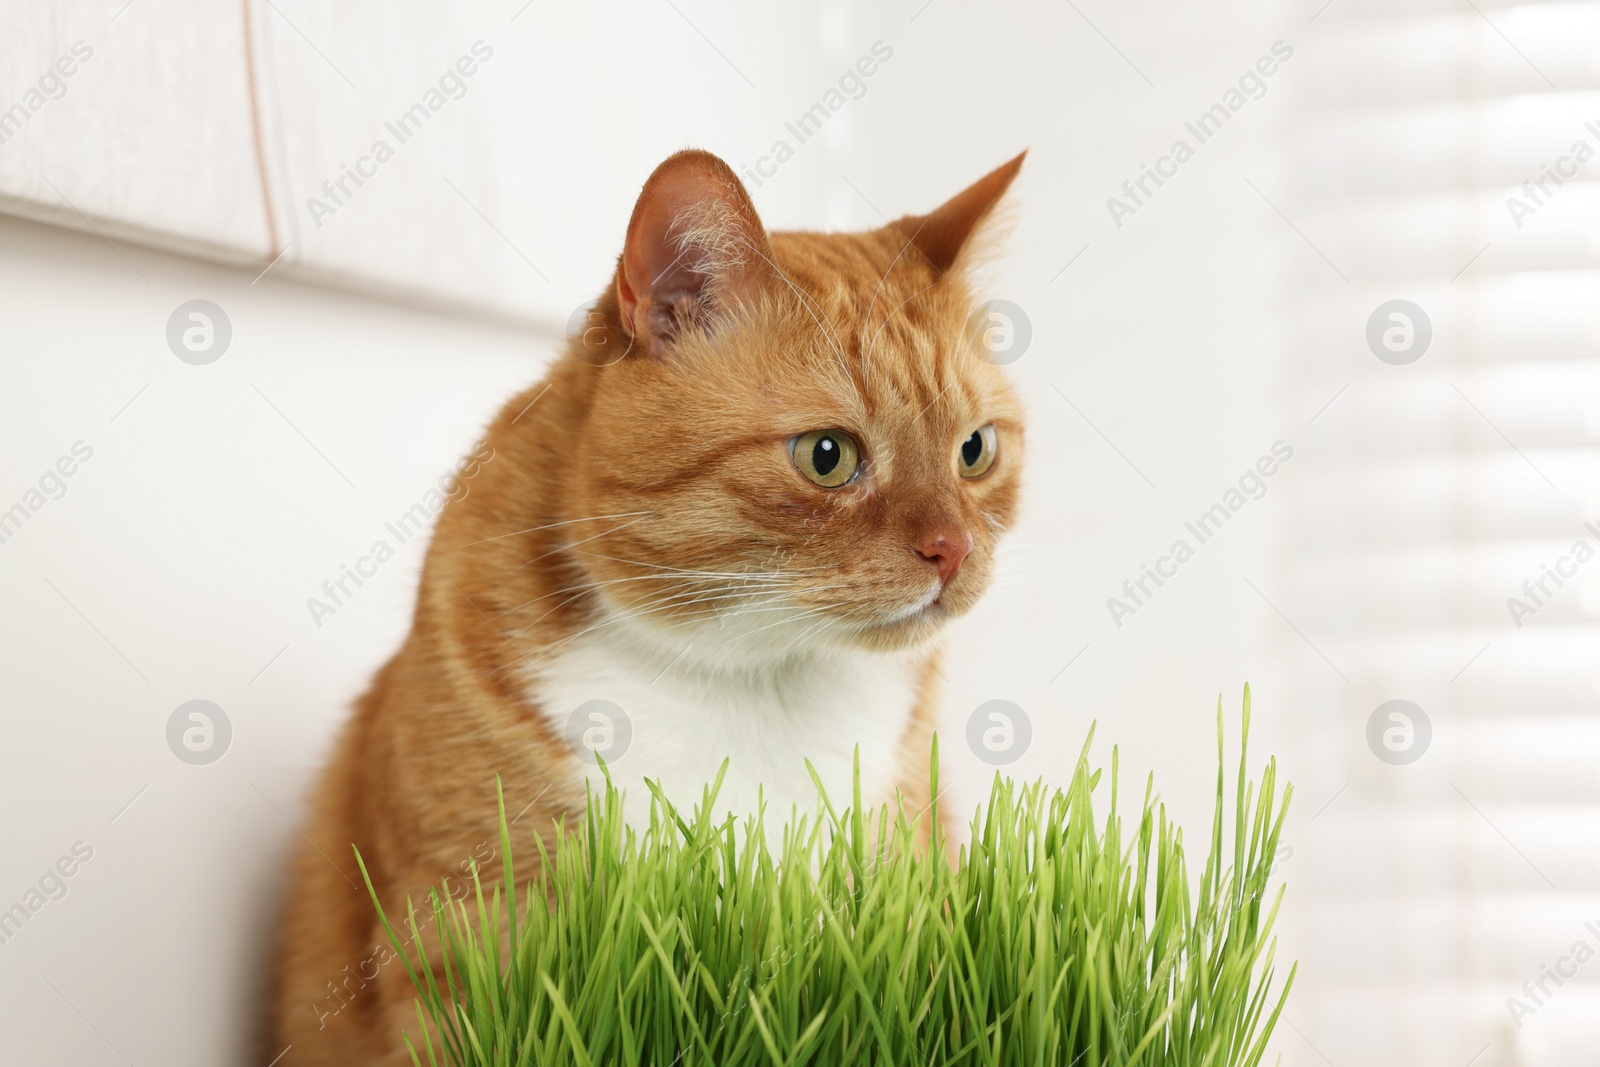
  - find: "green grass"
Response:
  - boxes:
[360,686,1293,1066]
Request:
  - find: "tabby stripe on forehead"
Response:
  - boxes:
[598,434,782,501]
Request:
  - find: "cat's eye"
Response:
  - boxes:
[792,430,861,488]
[958,424,998,479]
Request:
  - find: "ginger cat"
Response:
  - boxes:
[269,148,1026,1065]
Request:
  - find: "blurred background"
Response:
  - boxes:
[2,0,1597,1063]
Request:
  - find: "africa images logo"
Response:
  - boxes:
[305,41,495,229]
[1105,40,1293,228]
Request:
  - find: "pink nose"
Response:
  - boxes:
[915,527,973,586]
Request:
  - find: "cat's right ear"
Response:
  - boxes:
[614,150,773,359]
[891,151,1026,277]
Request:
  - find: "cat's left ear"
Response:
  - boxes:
[615,150,773,359]
[892,150,1027,276]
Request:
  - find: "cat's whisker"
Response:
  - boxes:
[515,578,856,661]
[494,568,802,633]
[515,581,804,652]
[611,586,796,619]
[681,585,854,627]
[498,579,742,633]
[449,511,656,551]
[512,515,655,572]
[590,577,848,625]
[492,570,731,621]
[574,550,821,581]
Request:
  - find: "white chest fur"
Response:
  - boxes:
[530,621,922,833]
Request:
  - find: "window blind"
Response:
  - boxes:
[1280,2,1600,1064]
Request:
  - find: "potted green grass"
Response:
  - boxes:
[360,687,1293,1066]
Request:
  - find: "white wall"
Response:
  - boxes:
[0,214,550,1064]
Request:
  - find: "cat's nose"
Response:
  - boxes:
[914,527,973,586]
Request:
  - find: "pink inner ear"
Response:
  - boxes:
[616,150,772,354]
[627,185,709,304]
[624,194,707,343]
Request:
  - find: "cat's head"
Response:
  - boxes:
[565,149,1025,658]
